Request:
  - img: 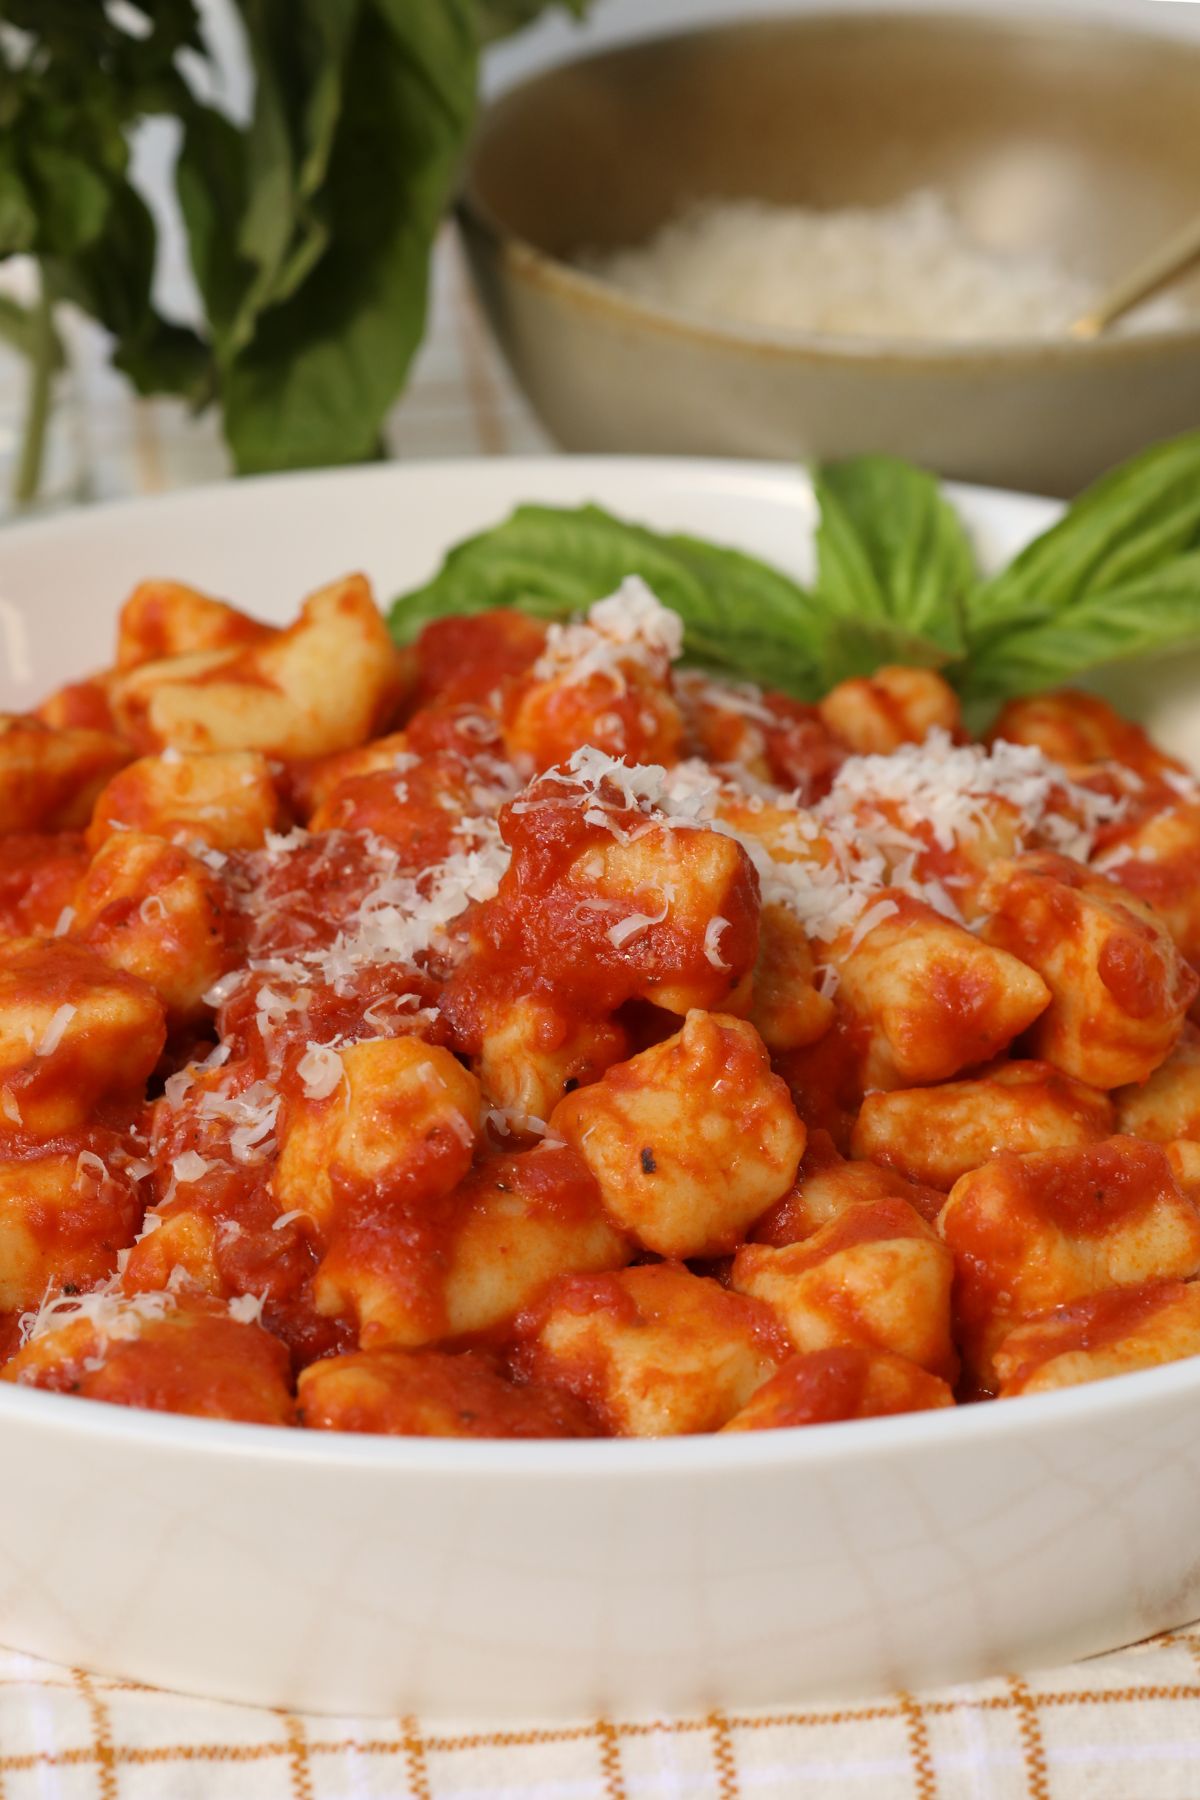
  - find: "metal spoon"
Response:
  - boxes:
[1070,212,1200,338]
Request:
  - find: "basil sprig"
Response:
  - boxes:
[388,430,1200,706]
[1,1,587,495]
[958,433,1200,701]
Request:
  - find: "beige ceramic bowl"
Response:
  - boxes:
[459,9,1200,495]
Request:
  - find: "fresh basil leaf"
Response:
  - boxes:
[218,0,477,472]
[389,502,830,698]
[391,504,709,634]
[666,531,830,674]
[60,181,209,402]
[113,320,211,403]
[222,0,361,357]
[961,551,1200,703]
[812,455,973,663]
[965,430,1200,660]
[176,106,252,351]
[817,614,962,684]
[24,141,113,255]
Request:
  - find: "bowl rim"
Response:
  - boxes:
[3,1338,1200,1475]
[460,6,1200,368]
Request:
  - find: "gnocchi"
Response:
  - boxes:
[5,565,1200,1438]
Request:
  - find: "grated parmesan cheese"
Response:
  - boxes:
[296,1042,343,1100]
[484,1102,548,1140]
[263,828,308,858]
[606,898,670,948]
[703,915,731,970]
[579,191,1190,342]
[682,672,778,727]
[847,896,902,950]
[228,1293,266,1325]
[34,1004,75,1058]
[529,728,1132,956]
[310,829,510,996]
[18,1286,173,1349]
[197,1081,280,1165]
[163,1070,194,1109]
[823,730,1123,862]
[202,969,245,1008]
[171,1151,210,1183]
[533,577,684,690]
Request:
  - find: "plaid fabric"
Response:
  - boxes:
[2,1630,1200,1797]
[4,225,1200,1797]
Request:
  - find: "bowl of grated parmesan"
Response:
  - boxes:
[458,9,1200,495]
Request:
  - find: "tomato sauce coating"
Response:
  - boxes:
[6,573,1200,1435]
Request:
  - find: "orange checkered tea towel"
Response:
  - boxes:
[2,1627,1200,1798]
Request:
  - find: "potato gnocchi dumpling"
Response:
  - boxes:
[826,894,1051,1087]
[6,567,1200,1435]
[501,580,685,771]
[987,690,1186,782]
[111,575,405,758]
[751,1129,944,1244]
[311,1144,630,1350]
[0,716,130,835]
[993,1280,1200,1398]
[980,854,1197,1088]
[851,1061,1114,1192]
[71,834,240,1026]
[522,1262,781,1436]
[939,1137,1200,1389]
[1096,801,1200,967]
[1115,1025,1200,1144]
[819,666,963,755]
[274,1038,481,1237]
[551,1011,806,1257]
[739,901,835,1052]
[723,1344,954,1430]
[298,1346,598,1438]
[87,750,280,853]
[115,580,274,670]
[0,937,165,1136]
[732,1195,957,1380]
[473,994,629,1131]
[0,1141,140,1323]
[3,1294,294,1424]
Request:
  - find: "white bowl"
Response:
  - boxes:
[3,457,1200,1720]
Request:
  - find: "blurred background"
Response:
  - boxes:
[3,0,1199,513]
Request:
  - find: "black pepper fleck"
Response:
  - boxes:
[640,1147,657,1174]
